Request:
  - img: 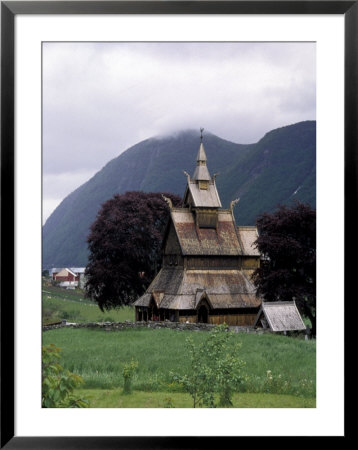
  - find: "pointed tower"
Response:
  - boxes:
[133,129,262,325]
[192,142,211,182]
[183,131,221,228]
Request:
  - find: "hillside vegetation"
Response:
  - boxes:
[42,283,134,325]
[43,121,316,267]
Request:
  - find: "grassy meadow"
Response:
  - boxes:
[43,327,316,407]
[74,388,315,408]
[42,283,316,408]
[42,283,134,324]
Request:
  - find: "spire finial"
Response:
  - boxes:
[200,127,204,142]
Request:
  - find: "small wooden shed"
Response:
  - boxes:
[254,301,306,332]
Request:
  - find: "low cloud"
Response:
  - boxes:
[42,169,97,223]
[43,42,316,218]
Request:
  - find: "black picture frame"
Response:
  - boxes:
[1,1,354,448]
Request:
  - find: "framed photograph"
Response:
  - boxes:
[1,1,354,447]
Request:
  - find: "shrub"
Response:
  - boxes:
[122,359,139,395]
[171,325,246,407]
[171,335,214,408]
[42,344,89,408]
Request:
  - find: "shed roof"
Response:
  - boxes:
[171,209,242,256]
[254,301,306,331]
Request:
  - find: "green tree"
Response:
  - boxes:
[171,325,245,407]
[171,335,214,408]
[42,344,89,408]
[253,202,316,336]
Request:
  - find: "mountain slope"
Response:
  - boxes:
[42,121,316,268]
[218,120,316,223]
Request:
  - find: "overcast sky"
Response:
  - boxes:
[43,42,316,223]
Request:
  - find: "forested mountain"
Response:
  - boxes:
[43,121,316,268]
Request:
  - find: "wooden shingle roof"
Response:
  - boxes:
[171,209,242,256]
[254,301,306,331]
[133,268,261,310]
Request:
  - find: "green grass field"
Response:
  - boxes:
[42,283,315,408]
[74,388,315,408]
[43,327,316,407]
[42,283,134,324]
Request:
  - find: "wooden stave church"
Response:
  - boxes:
[133,136,262,326]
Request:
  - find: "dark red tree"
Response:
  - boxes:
[85,191,182,310]
[252,202,316,336]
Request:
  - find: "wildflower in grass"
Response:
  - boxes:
[297,378,315,397]
[264,370,293,395]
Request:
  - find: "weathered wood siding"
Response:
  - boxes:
[195,209,218,228]
[208,314,257,326]
[177,308,259,326]
[179,315,197,323]
[185,256,240,269]
[163,254,184,267]
[178,313,257,326]
[241,257,260,269]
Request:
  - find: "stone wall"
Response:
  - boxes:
[42,320,271,334]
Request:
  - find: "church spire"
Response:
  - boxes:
[183,128,222,210]
[192,128,211,181]
[196,142,207,164]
